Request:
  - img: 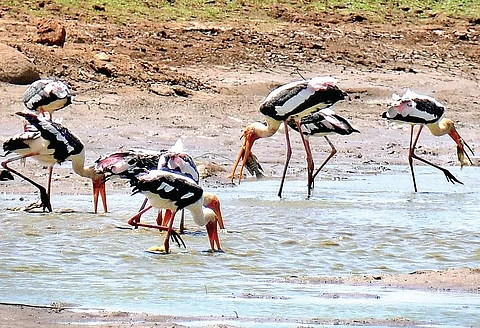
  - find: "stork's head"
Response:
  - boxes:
[203,192,224,230]
[85,167,108,214]
[230,122,269,183]
[439,118,475,168]
[203,207,223,252]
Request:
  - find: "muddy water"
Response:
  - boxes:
[1,165,479,327]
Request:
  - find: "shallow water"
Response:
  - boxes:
[1,165,479,327]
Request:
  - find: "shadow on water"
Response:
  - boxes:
[1,166,479,327]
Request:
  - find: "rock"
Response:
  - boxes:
[172,85,193,97]
[0,43,40,84]
[149,83,175,96]
[90,57,115,77]
[94,52,111,61]
[35,18,66,47]
[196,161,226,179]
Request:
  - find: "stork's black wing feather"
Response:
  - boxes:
[15,112,83,162]
[131,171,203,210]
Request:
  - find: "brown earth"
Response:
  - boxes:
[0,7,479,328]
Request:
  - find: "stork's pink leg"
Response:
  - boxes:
[164,210,177,254]
[409,125,462,189]
[156,209,163,226]
[161,209,173,226]
[296,121,314,198]
[312,136,337,181]
[127,205,153,227]
[278,120,292,198]
[132,197,150,222]
[2,153,52,212]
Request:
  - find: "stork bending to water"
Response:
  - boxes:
[230,76,348,197]
[287,108,359,184]
[127,169,224,253]
[382,90,474,191]
[23,78,73,120]
[2,112,107,212]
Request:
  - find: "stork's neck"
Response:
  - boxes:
[70,151,99,180]
[426,118,452,137]
[187,198,208,226]
[252,118,281,139]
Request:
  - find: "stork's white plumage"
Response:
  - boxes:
[382,90,474,191]
[23,79,73,120]
[231,76,348,198]
[2,112,106,212]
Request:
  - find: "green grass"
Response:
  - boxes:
[5,0,480,23]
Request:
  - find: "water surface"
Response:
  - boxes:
[1,165,479,327]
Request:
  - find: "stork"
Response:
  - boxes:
[287,107,359,183]
[2,112,107,213]
[127,169,224,253]
[94,140,200,230]
[382,89,474,191]
[23,78,73,120]
[230,76,348,197]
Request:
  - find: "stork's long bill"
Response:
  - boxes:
[205,194,224,230]
[230,126,259,183]
[92,175,108,214]
[204,194,224,251]
[447,127,475,168]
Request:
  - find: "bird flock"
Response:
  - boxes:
[1,76,475,254]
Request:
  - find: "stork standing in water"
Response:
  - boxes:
[230,76,348,198]
[94,147,165,214]
[94,140,200,230]
[382,89,474,191]
[2,112,107,213]
[287,107,359,183]
[155,145,200,232]
[127,170,224,253]
[23,78,73,120]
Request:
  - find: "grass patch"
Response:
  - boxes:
[4,0,479,23]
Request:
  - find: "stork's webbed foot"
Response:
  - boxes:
[25,189,52,212]
[170,230,186,249]
[442,169,463,185]
[40,189,52,212]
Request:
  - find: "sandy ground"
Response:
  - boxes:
[0,7,480,328]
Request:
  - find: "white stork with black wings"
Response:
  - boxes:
[2,112,106,213]
[382,89,474,191]
[128,170,224,253]
[94,139,200,222]
[23,78,73,120]
[231,76,348,198]
[287,108,359,182]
